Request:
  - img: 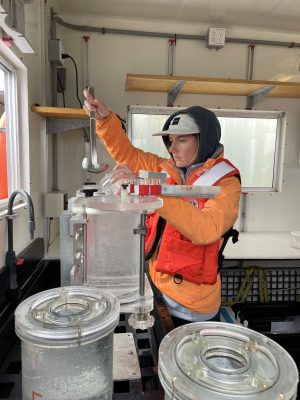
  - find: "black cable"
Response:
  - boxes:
[47,217,53,251]
[62,53,83,108]
[57,72,66,107]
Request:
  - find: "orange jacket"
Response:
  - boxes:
[96,113,241,314]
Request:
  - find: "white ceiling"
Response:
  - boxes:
[53,0,300,33]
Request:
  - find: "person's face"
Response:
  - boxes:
[168,134,199,168]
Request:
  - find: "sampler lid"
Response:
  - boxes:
[71,194,163,214]
[15,286,120,345]
[158,322,298,400]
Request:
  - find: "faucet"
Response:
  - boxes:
[5,189,35,303]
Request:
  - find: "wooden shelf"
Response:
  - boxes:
[31,106,89,119]
[31,106,89,134]
[125,74,300,98]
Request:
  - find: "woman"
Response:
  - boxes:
[83,90,241,325]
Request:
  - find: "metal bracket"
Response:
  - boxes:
[69,215,88,237]
[46,118,89,135]
[70,260,84,286]
[6,213,16,220]
[167,80,185,106]
[133,226,147,235]
[246,85,275,109]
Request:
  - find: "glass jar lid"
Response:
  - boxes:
[15,286,120,345]
[158,322,298,400]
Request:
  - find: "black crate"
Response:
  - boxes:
[221,267,300,304]
[232,303,300,370]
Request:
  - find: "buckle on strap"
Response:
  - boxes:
[173,274,183,285]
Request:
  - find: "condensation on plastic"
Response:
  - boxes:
[15,286,120,400]
[158,322,299,400]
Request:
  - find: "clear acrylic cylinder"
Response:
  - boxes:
[158,322,298,400]
[70,195,163,309]
[15,286,120,400]
[86,211,141,297]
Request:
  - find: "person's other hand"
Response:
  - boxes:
[83,88,111,120]
[110,164,138,184]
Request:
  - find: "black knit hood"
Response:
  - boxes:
[162,106,221,164]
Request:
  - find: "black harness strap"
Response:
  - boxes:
[145,217,166,261]
[218,227,239,270]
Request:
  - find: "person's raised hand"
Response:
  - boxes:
[83,88,111,120]
[110,164,138,184]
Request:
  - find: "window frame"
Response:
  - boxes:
[127,105,286,192]
[1,58,20,196]
[0,42,30,211]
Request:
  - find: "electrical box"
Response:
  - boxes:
[45,192,67,218]
[48,39,63,65]
[207,28,226,49]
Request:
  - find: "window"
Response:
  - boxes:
[0,56,21,206]
[128,106,286,192]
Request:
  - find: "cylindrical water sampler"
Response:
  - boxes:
[61,193,163,329]
[158,322,298,400]
[15,286,120,400]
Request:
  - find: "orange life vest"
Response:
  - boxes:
[145,158,239,285]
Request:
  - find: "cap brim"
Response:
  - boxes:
[152,130,199,136]
[152,131,170,136]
